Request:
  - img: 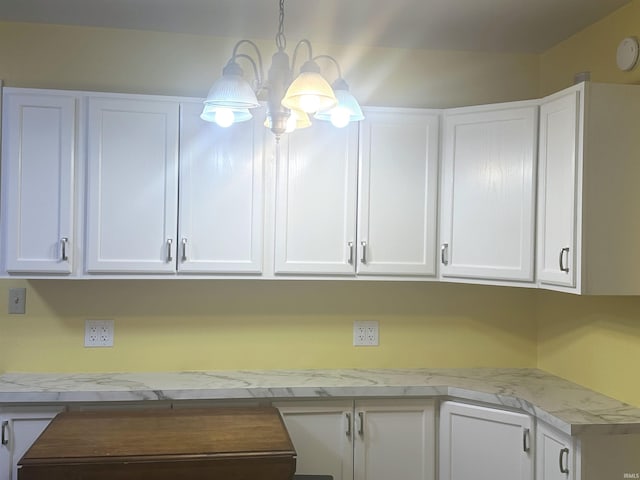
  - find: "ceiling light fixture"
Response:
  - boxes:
[200,0,364,139]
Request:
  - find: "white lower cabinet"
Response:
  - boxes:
[439,401,533,480]
[0,406,64,480]
[274,399,436,480]
[536,421,574,480]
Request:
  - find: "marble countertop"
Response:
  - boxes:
[1,368,639,435]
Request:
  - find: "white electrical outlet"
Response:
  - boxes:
[84,319,114,347]
[353,320,379,346]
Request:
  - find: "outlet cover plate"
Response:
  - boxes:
[353,320,379,346]
[85,319,114,348]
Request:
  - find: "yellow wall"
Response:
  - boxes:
[0,280,537,372]
[537,0,640,408]
[539,0,640,95]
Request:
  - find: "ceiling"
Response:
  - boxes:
[0,0,631,53]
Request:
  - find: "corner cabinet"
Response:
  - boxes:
[537,82,640,294]
[274,399,436,480]
[274,107,439,278]
[439,101,537,283]
[1,89,77,275]
[439,401,533,480]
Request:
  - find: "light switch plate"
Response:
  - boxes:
[8,288,26,314]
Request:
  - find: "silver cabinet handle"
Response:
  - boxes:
[348,242,354,265]
[60,237,69,262]
[1,421,8,446]
[357,411,364,436]
[441,243,449,265]
[166,239,173,262]
[360,241,368,264]
[345,412,351,437]
[559,247,570,273]
[181,238,188,262]
[522,428,530,452]
[559,447,569,474]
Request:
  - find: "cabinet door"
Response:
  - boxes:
[537,89,580,287]
[2,91,76,274]
[439,401,533,480]
[274,401,354,480]
[275,122,358,275]
[86,97,179,273]
[178,102,265,273]
[357,109,439,276]
[0,407,64,480]
[354,399,436,480]
[440,104,537,281]
[536,422,574,480]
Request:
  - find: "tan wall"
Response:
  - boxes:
[0,21,539,107]
[537,0,640,408]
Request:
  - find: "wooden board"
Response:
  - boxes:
[18,406,296,480]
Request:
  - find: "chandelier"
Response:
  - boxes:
[200,0,364,139]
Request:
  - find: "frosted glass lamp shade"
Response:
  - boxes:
[282,71,337,113]
[204,62,260,109]
[315,88,365,127]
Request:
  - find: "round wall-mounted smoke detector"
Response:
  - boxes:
[616,36,639,72]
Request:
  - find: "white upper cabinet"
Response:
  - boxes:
[357,108,439,277]
[537,82,640,294]
[178,102,265,274]
[2,90,77,274]
[440,102,537,282]
[537,89,578,288]
[275,121,359,275]
[85,96,179,273]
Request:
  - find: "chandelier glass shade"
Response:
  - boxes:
[201,0,363,138]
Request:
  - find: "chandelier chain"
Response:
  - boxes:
[275,0,286,51]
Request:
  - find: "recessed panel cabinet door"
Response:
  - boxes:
[275,401,354,480]
[354,400,436,480]
[537,90,579,288]
[275,122,358,275]
[536,422,574,480]
[439,401,533,480]
[2,91,76,274]
[440,103,537,281]
[178,103,265,274]
[357,109,439,276]
[86,97,179,273]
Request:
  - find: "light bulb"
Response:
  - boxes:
[298,95,321,113]
[214,108,235,128]
[330,107,351,128]
[285,112,298,133]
